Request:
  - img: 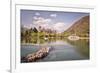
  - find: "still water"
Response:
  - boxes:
[21,38,89,63]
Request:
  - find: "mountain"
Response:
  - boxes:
[64,16,89,37]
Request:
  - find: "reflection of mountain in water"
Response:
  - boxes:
[67,39,89,58]
[21,39,89,63]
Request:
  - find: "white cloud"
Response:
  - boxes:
[33,17,51,28]
[33,17,67,33]
[50,14,57,18]
[33,16,38,20]
[29,24,35,28]
[35,12,40,16]
[23,24,35,29]
[23,22,67,33]
[53,22,66,33]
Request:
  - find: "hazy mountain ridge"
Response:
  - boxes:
[64,16,89,37]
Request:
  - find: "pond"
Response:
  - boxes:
[21,38,89,63]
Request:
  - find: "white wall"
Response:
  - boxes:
[0,0,100,73]
[16,0,97,5]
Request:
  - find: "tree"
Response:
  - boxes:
[33,27,38,33]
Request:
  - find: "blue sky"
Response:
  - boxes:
[21,9,89,33]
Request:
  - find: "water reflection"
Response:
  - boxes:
[21,38,89,63]
[67,39,89,58]
[38,37,89,58]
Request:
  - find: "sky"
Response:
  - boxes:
[21,9,89,33]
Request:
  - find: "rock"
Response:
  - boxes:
[25,47,51,62]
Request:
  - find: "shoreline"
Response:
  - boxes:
[21,37,89,45]
[21,43,39,46]
[79,37,89,39]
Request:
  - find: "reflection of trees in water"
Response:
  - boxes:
[38,38,89,59]
[67,39,89,58]
[38,37,67,44]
